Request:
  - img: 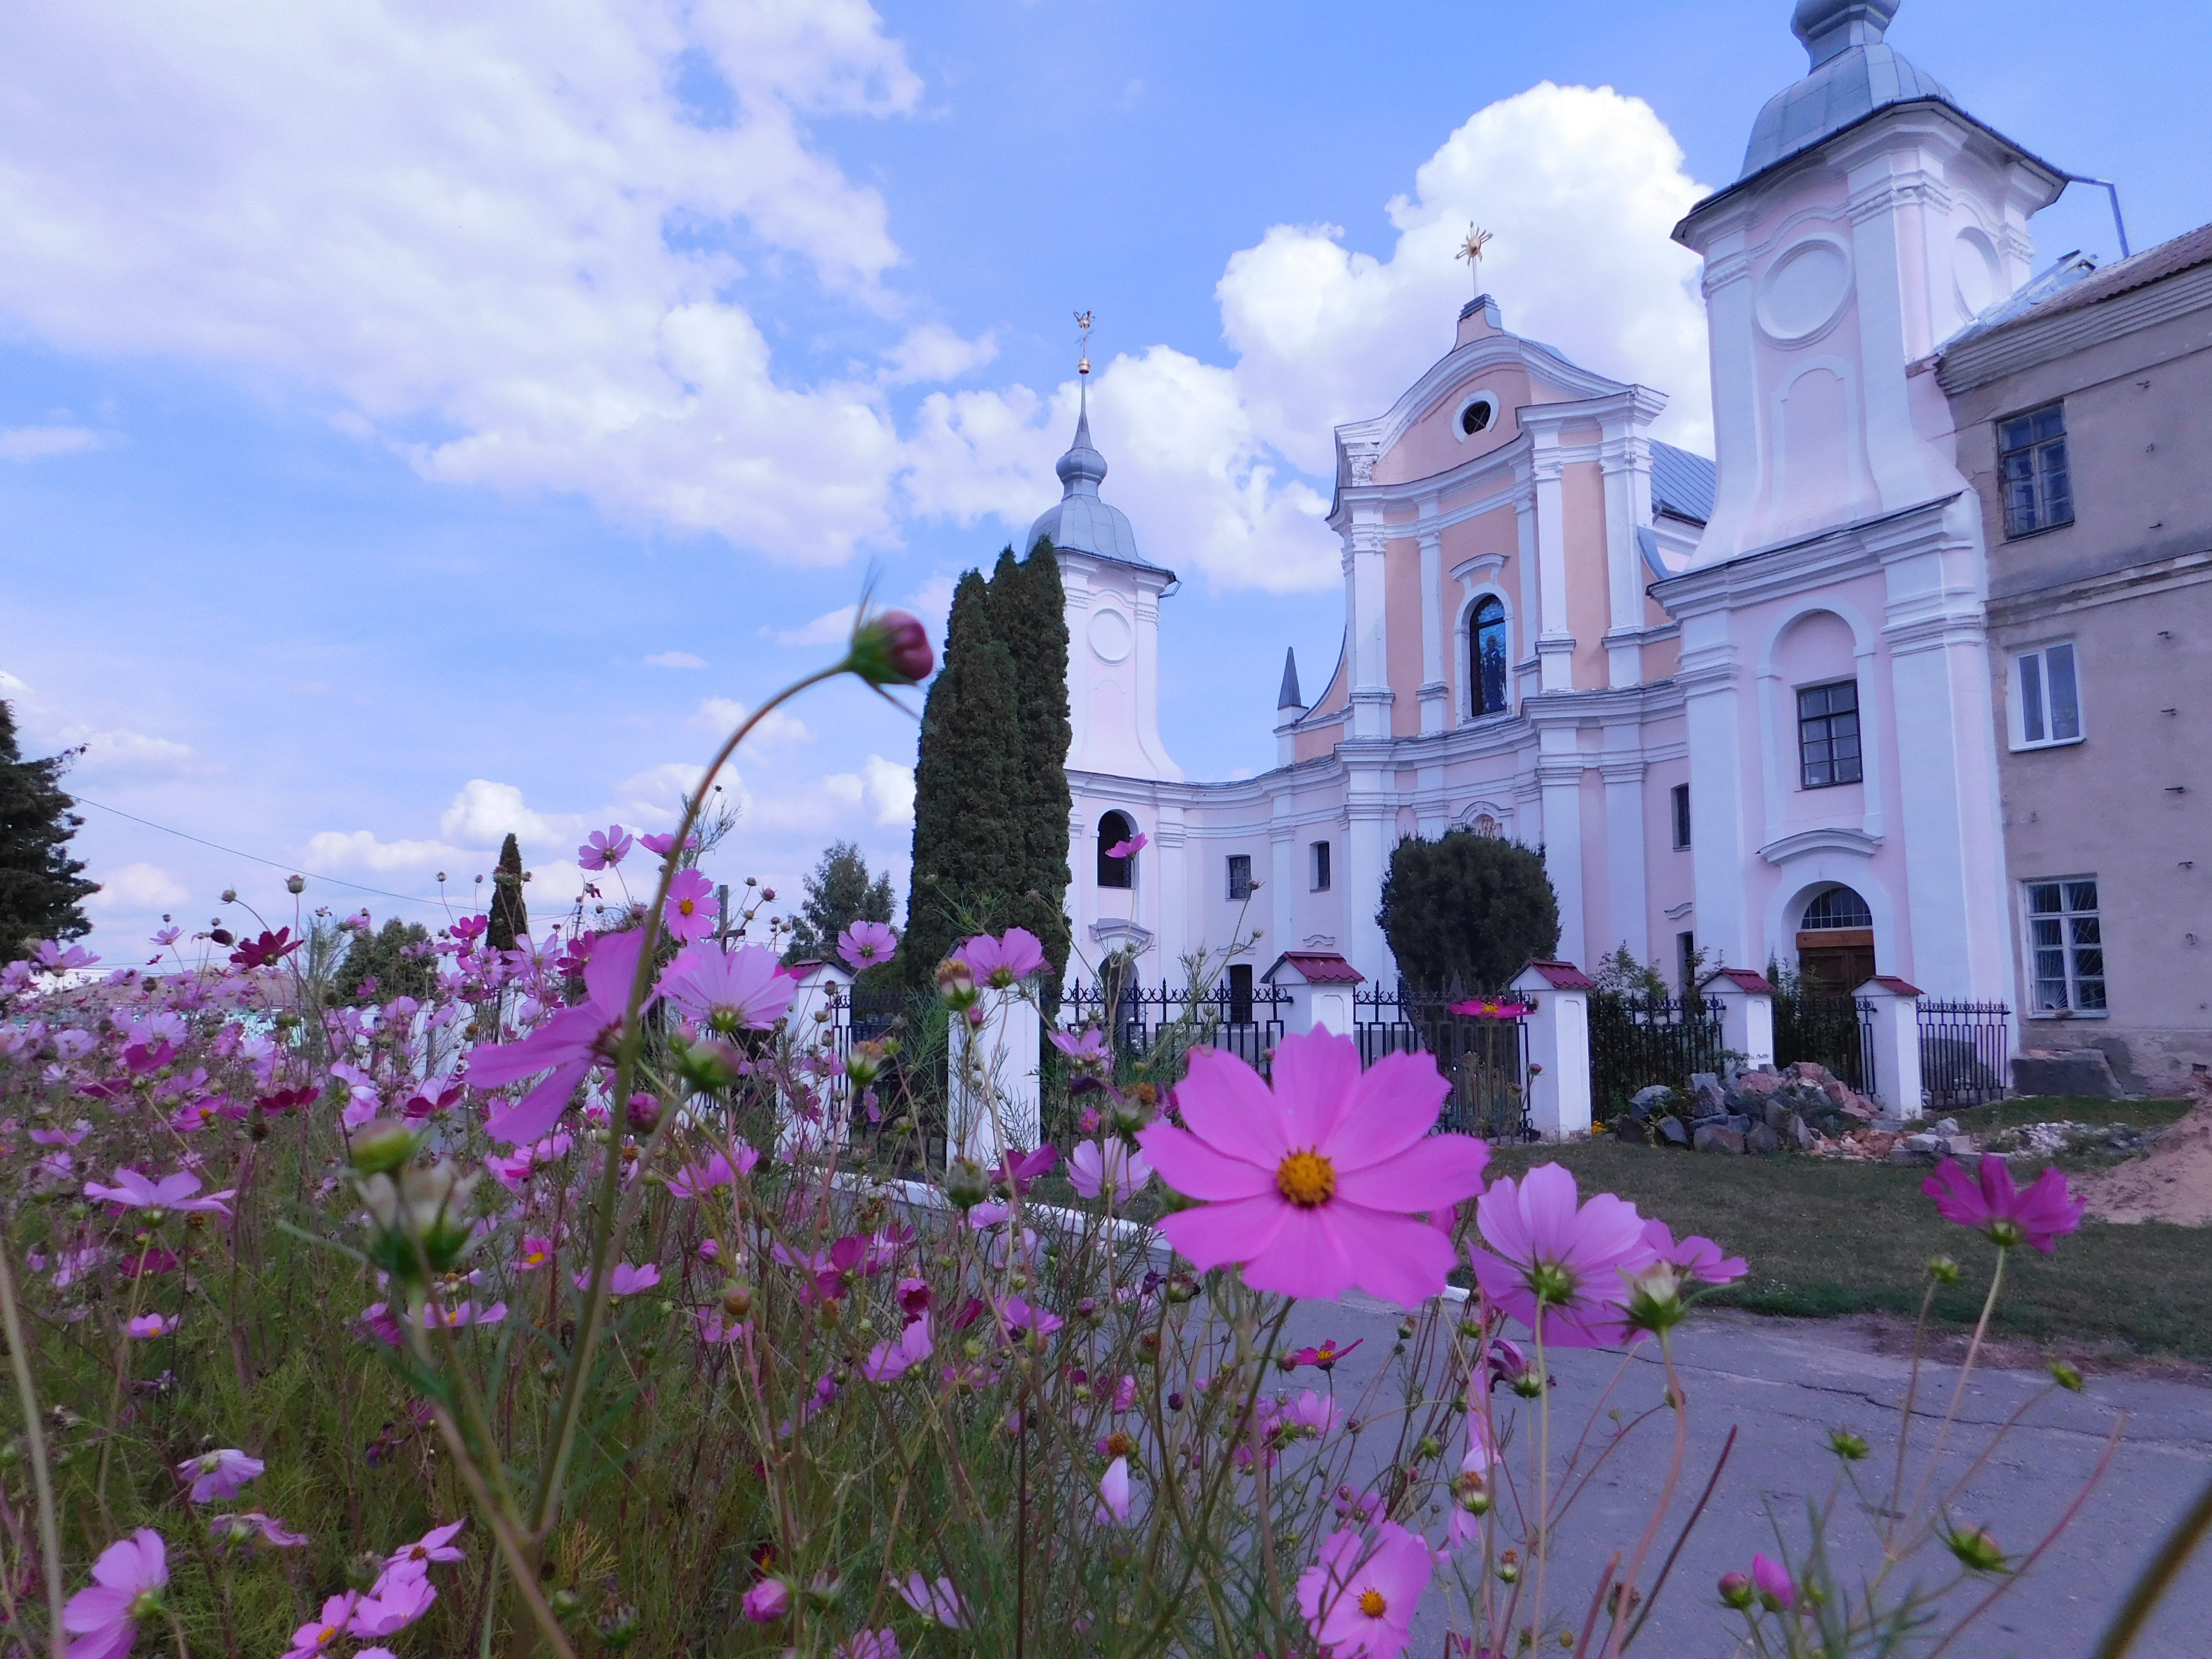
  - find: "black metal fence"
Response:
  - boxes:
[1773,990,1876,1092]
[1919,1001,2010,1108]
[1058,979,1291,1075]
[1353,984,1534,1142]
[1587,993,1727,1124]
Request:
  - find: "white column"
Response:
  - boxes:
[1678,610,1752,969]
[1600,756,1649,964]
[1529,441,1575,693]
[1346,774,1395,987]
[1155,810,1189,978]
[1511,962,1592,1138]
[1347,517,1393,740]
[1270,814,1298,961]
[948,992,1043,1164]
[1536,751,1586,966]
[1701,970,1776,1070]
[1599,425,1653,689]
[1418,521,1448,736]
[1856,976,1925,1119]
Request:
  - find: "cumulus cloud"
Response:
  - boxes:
[691,698,813,750]
[643,650,706,669]
[88,861,190,911]
[880,323,998,387]
[438,780,585,848]
[745,755,914,832]
[58,725,214,780]
[0,1,927,564]
[0,424,104,461]
[304,830,472,874]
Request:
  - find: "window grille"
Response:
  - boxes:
[1797,680,1863,787]
[1226,854,1252,901]
[1998,403,2073,537]
[2024,878,2105,1013]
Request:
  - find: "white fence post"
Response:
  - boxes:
[1856,976,1925,1120]
[1260,951,1363,1037]
[1508,960,1595,1139]
[949,991,1043,1165]
[1700,967,1777,1070]
[777,961,853,1157]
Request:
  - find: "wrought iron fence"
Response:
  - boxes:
[1057,979,1291,1076]
[1353,984,1534,1142]
[1587,993,1727,1124]
[1919,1000,2010,1108]
[1773,990,1876,1092]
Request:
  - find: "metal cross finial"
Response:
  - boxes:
[1075,309,1094,376]
[1457,224,1493,293]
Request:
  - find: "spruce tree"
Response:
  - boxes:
[903,573,1027,985]
[1375,830,1561,992]
[487,832,529,952]
[988,539,1073,983]
[784,840,895,965]
[0,701,97,961]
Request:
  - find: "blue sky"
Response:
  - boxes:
[3,0,2203,952]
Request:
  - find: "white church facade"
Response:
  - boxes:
[1045,0,2089,1017]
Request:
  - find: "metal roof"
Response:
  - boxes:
[1651,442,1716,525]
[1741,2,1957,179]
[1027,391,1174,576]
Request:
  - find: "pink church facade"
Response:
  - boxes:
[1044,0,2201,1090]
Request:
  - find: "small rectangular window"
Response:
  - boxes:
[1226,854,1253,901]
[2024,878,2105,1013]
[1310,841,1332,892]
[1671,783,1692,849]
[1997,402,2073,537]
[1676,930,1697,995]
[1797,680,1863,788]
[1226,962,1255,1025]
[2010,643,2082,749]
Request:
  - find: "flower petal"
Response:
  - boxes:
[1174,1047,1291,1166]
[1269,1031,1364,1148]
[1325,1051,1449,1169]
[1332,1134,1490,1210]
[1156,1192,1290,1272]
[1134,1123,1275,1201]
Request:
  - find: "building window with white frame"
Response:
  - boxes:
[1998,402,2072,538]
[1310,840,1331,892]
[2009,642,2082,749]
[1469,596,1508,717]
[1796,680,1863,787]
[1226,854,1253,902]
[2024,878,2105,1013]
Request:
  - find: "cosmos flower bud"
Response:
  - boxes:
[674,1036,745,1094]
[2049,1359,2085,1393]
[846,609,934,686]
[599,1602,642,1647]
[1943,1524,2006,1574]
[625,1093,662,1134]
[220,889,238,904]
[943,1157,992,1211]
[347,1119,420,1177]
[1718,1571,1754,1611]
[936,958,978,1011]
[359,1160,479,1284]
[1827,1429,1870,1461]
[1927,1254,1961,1285]
[286,874,306,894]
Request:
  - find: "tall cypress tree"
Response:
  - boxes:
[988,539,1073,983]
[903,574,1027,984]
[0,701,97,961]
[487,832,529,952]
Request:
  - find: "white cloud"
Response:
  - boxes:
[304,829,472,874]
[773,605,857,648]
[880,323,997,387]
[744,754,911,833]
[0,2,927,564]
[643,650,706,669]
[858,754,914,826]
[58,725,214,780]
[88,861,190,911]
[691,697,813,750]
[438,780,584,847]
[0,424,104,461]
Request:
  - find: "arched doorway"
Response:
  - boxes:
[1097,811,1136,890]
[1796,884,1875,990]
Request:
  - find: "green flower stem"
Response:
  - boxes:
[1604,1334,1688,1659]
[1884,1276,1943,1551]
[2085,1454,2212,1659]
[1902,1248,2008,1536]
[1531,1314,1551,1647]
[0,1238,65,1659]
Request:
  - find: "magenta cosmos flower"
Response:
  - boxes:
[663,868,716,943]
[837,919,898,974]
[577,1263,660,1297]
[1470,1163,1657,1347]
[1751,1551,1795,1611]
[1296,1521,1432,1659]
[577,825,632,871]
[64,1528,168,1659]
[1070,1138,1151,1203]
[469,929,659,1146]
[1050,1024,1108,1064]
[1105,831,1148,861]
[385,1519,465,1574]
[1134,1032,1491,1306]
[179,1447,264,1503]
[126,1313,179,1339]
[959,927,1046,988]
[1641,1219,1748,1285]
[84,1167,235,1218]
[665,942,793,1033]
[284,1592,359,1658]
[1923,1156,2084,1254]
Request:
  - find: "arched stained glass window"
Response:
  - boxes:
[1470,597,1508,717]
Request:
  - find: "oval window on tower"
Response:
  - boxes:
[1460,399,1492,436]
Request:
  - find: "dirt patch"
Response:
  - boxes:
[2074,1076,2212,1226]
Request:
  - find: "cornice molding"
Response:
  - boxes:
[1759,827,1884,864]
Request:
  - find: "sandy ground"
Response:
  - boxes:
[2077,1077,2212,1226]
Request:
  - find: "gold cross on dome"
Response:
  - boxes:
[1457,224,1493,291]
[1075,309,1094,376]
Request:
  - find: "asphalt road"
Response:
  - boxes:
[1273,1297,2212,1659]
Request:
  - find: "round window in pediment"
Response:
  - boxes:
[1460,399,1492,436]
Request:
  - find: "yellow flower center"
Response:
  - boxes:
[1358,1588,1387,1618]
[678,898,696,916]
[1274,1149,1335,1208]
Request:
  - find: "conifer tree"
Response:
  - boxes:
[487,832,529,952]
[0,701,97,961]
[988,539,1073,983]
[784,840,895,965]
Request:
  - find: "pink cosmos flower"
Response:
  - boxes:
[959,927,1046,988]
[1286,1338,1363,1371]
[638,830,695,859]
[63,1527,167,1659]
[1135,1033,1491,1306]
[420,1299,505,1330]
[469,929,660,1146]
[1000,1296,1063,1342]
[1296,1521,1431,1659]
[210,1511,308,1550]
[385,1520,465,1574]
[1923,1156,2085,1254]
[126,1313,179,1339]
[742,1578,791,1622]
[1105,831,1148,860]
[1751,1551,1795,1612]
[1098,1455,1132,1525]
[895,1574,968,1628]
[663,868,716,943]
[578,826,633,871]
[837,919,898,974]
[668,1143,761,1199]
[1470,1164,1657,1347]
[284,1592,359,1658]
[863,1316,934,1382]
[1050,1024,1109,1064]
[36,941,99,971]
[179,1448,264,1503]
[665,943,793,1033]
[577,1263,661,1297]
[514,1236,556,1272]
[1070,1139,1151,1203]
[349,1572,436,1637]
[1288,1389,1338,1436]
[1641,1220,1748,1286]
[84,1167,236,1218]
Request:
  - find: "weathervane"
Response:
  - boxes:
[1456,224,1493,295]
[1075,309,1094,376]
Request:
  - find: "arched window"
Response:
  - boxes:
[1801,886,1873,931]
[1097,811,1135,890]
[1470,597,1508,717]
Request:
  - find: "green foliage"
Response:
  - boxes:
[0,698,97,959]
[988,539,1074,985]
[1375,830,1560,991]
[781,839,894,967]
[1589,945,1670,997]
[338,916,438,1004]
[487,831,529,953]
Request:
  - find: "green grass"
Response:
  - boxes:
[1942,1093,2193,1140]
[1485,1111,2212,1358]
